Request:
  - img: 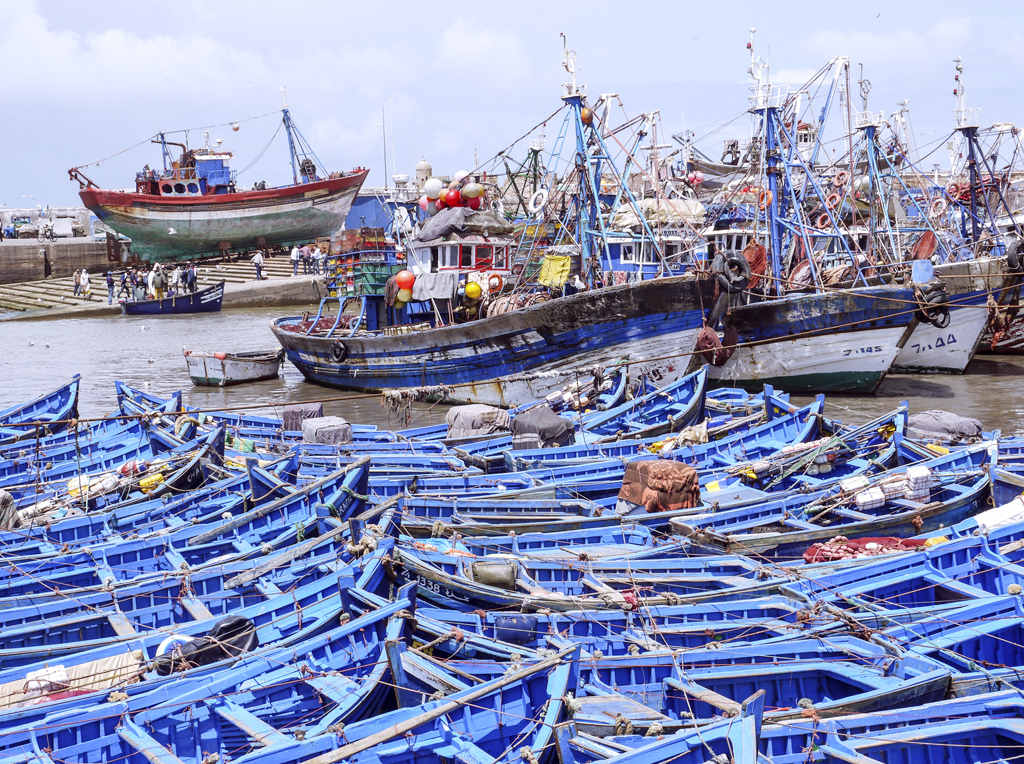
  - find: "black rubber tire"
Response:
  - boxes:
[330,341,347,363]
[929,307,951,329]
[722,254,751,293]
[1007,237,1023,272]
[707,292,730,328]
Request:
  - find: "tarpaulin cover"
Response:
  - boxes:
[302,416,353,445]
[445,404,511,440]
[412,271,459,301]
[618,459,700,513]
[538,255,572,288]
[610,198,705,231]
[284,402,324,433]
[415,208,513,242]
[803,536,930,564]
[0,650,144,710]
[152,616,258,676]
[907,410,983,442]
[510,406,574,447]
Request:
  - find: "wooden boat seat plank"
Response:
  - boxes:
[210,698,291,747]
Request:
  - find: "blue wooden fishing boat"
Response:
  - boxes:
[0,375,80,446]
[121,280,225,315]
[674,442,995,558]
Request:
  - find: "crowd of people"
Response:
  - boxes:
[250,243,327,281]
[70,263,201,304]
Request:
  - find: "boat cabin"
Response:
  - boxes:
[708,228,768,259]
[135,146,237,197]
[407,235,514,275]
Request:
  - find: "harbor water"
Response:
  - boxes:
[1,306,1021,433]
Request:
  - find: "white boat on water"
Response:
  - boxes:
[183,348,285,387]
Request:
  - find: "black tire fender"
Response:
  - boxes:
[330,340,347,363]
[929,307,951,329]
[707,292,730,328]
[723,253,751,293]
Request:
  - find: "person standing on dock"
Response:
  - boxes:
[187,263,197,292]
[290,245,300,276]
[153,265,167,300]
[300,243,312,275]
[312,244,322,275]
[72,269,81,297]
[80,269,91,300]
[106,271,114,304]
[251,249,265,281]
[117,270,130,301]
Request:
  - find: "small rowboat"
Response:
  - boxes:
[122,279,224,315]
[183,347,285,386]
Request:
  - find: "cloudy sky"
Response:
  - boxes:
[3,0,1022,209]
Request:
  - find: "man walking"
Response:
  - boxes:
[299,243,312,275]
[290,245,300,276]
[251,249,265,281]
[106,271,115,304]
[72,268,81,297]
[117,270,131,301]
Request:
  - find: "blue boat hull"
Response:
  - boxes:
[122,281,224,315]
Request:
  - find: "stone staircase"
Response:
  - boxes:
[0,252,305,313]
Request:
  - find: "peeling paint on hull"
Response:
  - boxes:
[708,286,918,394]
[272,275,717,408]
[895,258,1014,373]
[80,173,366,262]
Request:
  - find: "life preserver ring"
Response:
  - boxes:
[488,274,503,294]
[825,192,841,209]
[929,198,948,217]
[757,189,773,210]
[833,170,851,188]
[816,213,831,229]
[528,189,549,215]
[330,341,347,363]
[946,182,961,199]
[716,253,752,294]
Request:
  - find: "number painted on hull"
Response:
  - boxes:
[910,334,958,354]
[842,346,883,357]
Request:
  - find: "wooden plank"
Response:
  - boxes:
[107,613,137,637]
[117,724,190,764]
[210,699,290,747]
[178,596,214,621]
[223,494,396,590]
[304,646,574,764]
[189,457,369,547]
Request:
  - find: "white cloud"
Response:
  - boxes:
[803,16,973,65]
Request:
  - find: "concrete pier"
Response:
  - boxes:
[0,252,323,321]
[0,238,111,284]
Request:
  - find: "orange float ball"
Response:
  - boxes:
[395,270,415,290]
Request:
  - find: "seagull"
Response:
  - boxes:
[28,341,33,346]
[45,343,49,348]
[168,227,177,235]
[148,358,155,364]
[141,326,146,331]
